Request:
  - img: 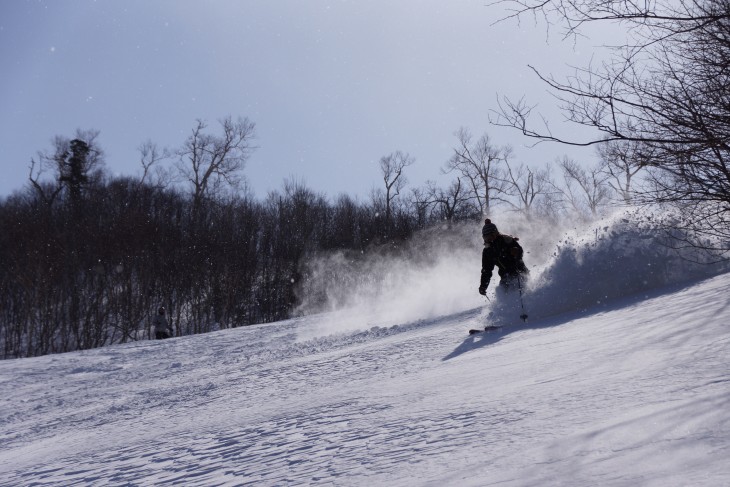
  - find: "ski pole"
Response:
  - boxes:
[517,274,528,322]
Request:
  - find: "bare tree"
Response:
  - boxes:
[490,0,730,249]
[555,156,613,219]
[502,161,556,219]
[138,140,171,188]
[425,178,476,224]
[596,139,651,204]
[409,186,432,229]
[444,127,512,216]
[28,158,63,207]
[176,116,256,214]
[378,150,415,236]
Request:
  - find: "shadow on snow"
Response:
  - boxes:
[442,272,725,362]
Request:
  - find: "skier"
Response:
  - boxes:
[153,306,172,339]
[478,219,528,296]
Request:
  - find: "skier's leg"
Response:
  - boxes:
[497,274,518,293]
[493,274,523,322]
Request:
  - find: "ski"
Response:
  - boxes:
[468,325,502,335]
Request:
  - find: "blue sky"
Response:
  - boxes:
[0,0,606,199]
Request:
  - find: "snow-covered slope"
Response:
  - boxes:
[1,269,728,486]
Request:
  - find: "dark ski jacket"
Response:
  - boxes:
[480,234,528,289]
[153,313,172,336]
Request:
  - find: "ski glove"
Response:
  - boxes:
[478,284,487,295]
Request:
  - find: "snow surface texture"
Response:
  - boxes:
[1,213,729,486]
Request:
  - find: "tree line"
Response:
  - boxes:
[0,112,658,359]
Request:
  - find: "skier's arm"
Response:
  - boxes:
[479,248,494,294]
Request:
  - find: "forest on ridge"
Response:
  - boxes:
[1,0,729,358]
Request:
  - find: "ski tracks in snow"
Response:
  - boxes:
[1,309,497,485]
[1,275,729,486]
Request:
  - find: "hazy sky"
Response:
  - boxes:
[0,0,608,199]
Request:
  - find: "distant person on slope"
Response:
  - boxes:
[478,219,528,296]
[153,306,172,339]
